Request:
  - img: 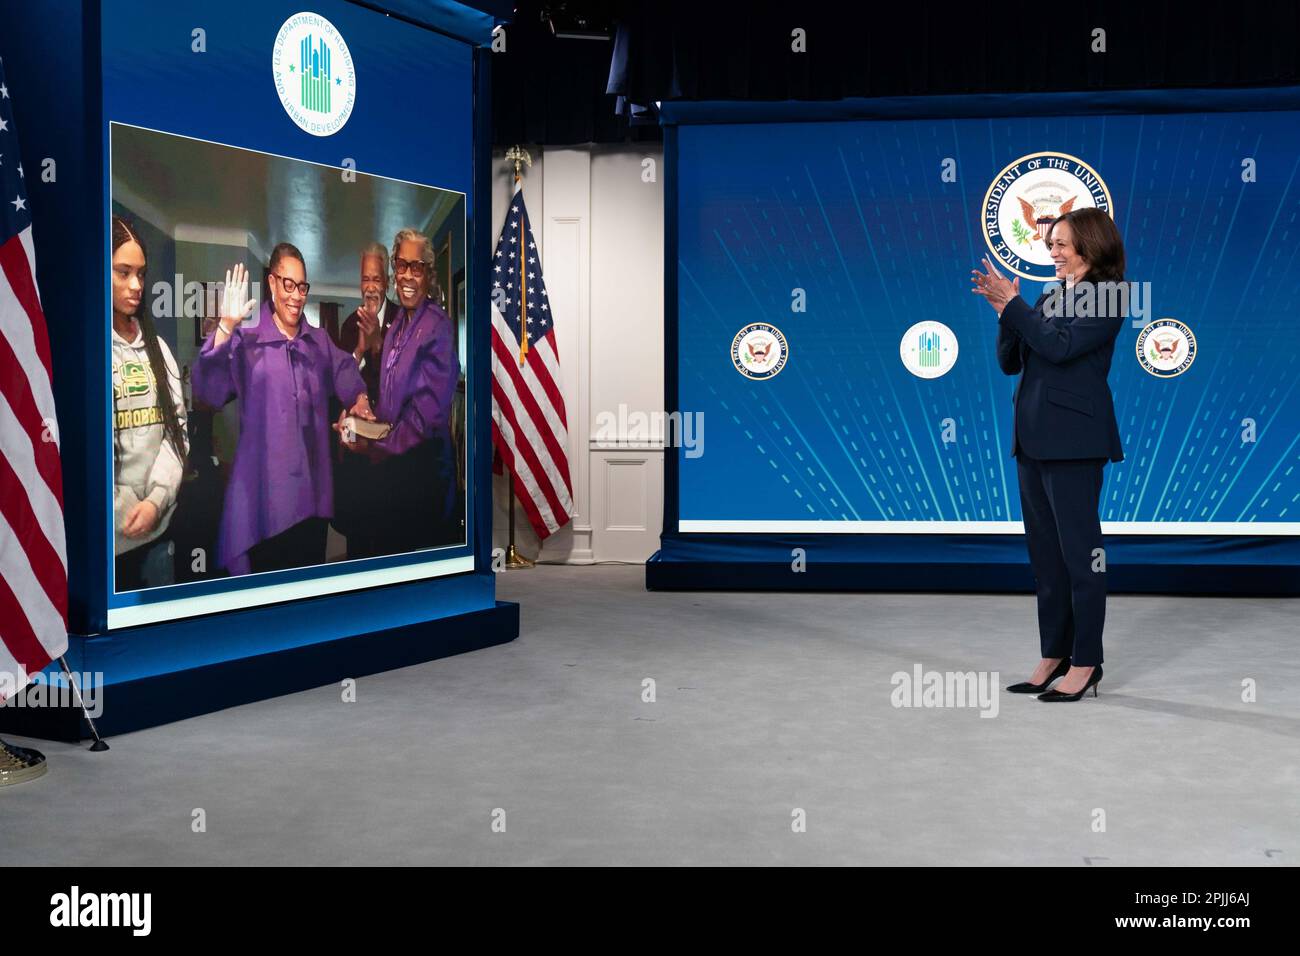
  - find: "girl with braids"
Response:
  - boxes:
[112,216,188,591]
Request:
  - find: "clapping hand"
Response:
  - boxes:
[971,256,1019,314]
[358,304,380,341]
[354,305,380,359]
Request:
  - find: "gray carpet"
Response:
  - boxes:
[3,565,1296,865]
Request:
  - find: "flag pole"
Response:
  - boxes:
[58,656,109,751]
[505,473,534,569]
[502,146,535,570]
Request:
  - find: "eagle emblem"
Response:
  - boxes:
[1135,318,1196,378]
[1017,194,1076,245]
[984,152,1112,280]
[1150,332,1183,363]
[731,323,788,380]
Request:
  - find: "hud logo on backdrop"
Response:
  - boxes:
[984,151,1112,281]
[1136,318,1197,377]
[272,12,357,136]
[731,323,788,379]
[899,320,958,379]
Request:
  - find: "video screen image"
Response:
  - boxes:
[110,123,469,594]
[675,111,1300,534]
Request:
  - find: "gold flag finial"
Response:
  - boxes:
[505,145,532,181]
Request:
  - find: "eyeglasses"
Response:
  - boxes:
[273,273,311,296]
[393,257,428,278]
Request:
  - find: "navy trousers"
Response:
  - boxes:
[1015,454,1108,667]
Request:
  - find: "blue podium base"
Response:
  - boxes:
[0,600,519,742]
[646,534,1300,596]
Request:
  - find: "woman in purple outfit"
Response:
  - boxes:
[193,243,374,575]
[336,228,459,555]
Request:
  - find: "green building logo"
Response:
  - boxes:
[272,13,356,137]
[900,321,958,379]
[300,34,332,114]
[918,329,941,368]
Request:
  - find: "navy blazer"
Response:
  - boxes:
[996,287,1125,462]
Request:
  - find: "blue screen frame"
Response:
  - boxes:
[662,88,1300,553]
[95,0,486,630]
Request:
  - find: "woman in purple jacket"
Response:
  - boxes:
[337,228,459,555]
[193,243,374,575]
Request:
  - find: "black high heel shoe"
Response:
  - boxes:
[1006,657,1071,694]
[1037,665,1103,702]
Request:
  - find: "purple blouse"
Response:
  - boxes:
[373,297,459,522]
[192,302,367,575]
[374,297,458,458]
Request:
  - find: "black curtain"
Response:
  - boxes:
[491,1,662,147]
[608,0,1300,101]
[494,0,1300,146]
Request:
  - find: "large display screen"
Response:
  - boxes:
[103,0,476,627]
[674,109,1300,535]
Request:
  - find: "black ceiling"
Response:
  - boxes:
[491,0,1300,146]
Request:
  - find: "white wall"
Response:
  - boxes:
[489,144,665,564]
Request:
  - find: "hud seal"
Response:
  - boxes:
[900,320,958,379]
[273,12,357,136]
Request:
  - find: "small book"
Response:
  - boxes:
[343,417,392,441]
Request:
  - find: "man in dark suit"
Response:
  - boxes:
[337,243,401,404]
[331,243,400,559]
[973,207,1127,701]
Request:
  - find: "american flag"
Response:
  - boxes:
[0,58,67,703]
[490,177,573,540]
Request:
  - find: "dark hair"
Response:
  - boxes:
[112,215,188,472]
[1048,207,1125,283]
[264,241,306,301]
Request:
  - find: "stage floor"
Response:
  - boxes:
[4,565,1295,865]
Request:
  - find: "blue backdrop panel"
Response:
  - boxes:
[0,0,514,738]
[652,89,1300,594]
